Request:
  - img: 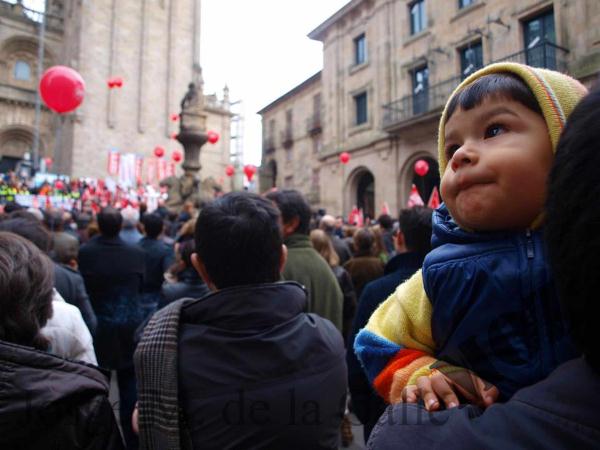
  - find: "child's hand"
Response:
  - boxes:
[390,368,499,411]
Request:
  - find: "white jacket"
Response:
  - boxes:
[41,289,98,365]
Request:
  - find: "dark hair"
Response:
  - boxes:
[141,213,164,239]
[0,218,52,252]
[265,189,311,235]
[44,210,64,232]
[0,232,53,350]
[377,214,393,231]
[545,88,600,372]
[178,239,195,268]
[53,232,79,265]
[97,207,122,238]
[399,206,433,255]
[353,228,375,257]
[8,210,38,222]
[3,201,23,214]
[195,192,283,288]
[445,73,543,122]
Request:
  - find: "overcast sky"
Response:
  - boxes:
[201,0,349,166]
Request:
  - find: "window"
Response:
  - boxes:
[14,60,31,81]
[412,66,429,115]
[460,42,483,78]
[523,10,556,69]
[458,0,474,9]
[354,34,366,65]
[409,0,426,35]
[354,92,368,125]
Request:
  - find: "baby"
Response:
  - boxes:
[355,62,588,410]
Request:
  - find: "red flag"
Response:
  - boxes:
[157,158,167,182]
[427,186,441,209]
[407,184,424,207]
[348,205,360,226]
[107,150,120,176]
[146,159,157,185]
[135,156,144,185]
[381,201,390,215]
[166,162,175,178]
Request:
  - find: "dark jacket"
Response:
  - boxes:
[0,340,124,450]
[347,251,426,441]
[283,233,343,332]
[329,233,353,265]
[178,282,347,449]
[368,357,600,450]
[138,236,174,293]
[331,265,357,342]
[54,262,98,335]
[160,267,211,308]
[424,204,578,399]
[79,235,146,369]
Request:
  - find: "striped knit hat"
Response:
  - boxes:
[438,62,588,175]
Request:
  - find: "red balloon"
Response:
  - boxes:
[107,79,115,88]
[207,130,220,144]
[414,159,430,177]
[55,180,65,190]
[340,152,350,164]
[170,113,179,122]
[243,164,256,182]
[39,66,85,114]
[44,157,53,167]
[225,164,235,177]
[154,146,165,158]
[172,150,182,163]
[113,77,123,88]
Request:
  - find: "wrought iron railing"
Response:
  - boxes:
[382,42,569,130]
[306,113,322,135]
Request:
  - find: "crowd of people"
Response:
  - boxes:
[1,61,599,450]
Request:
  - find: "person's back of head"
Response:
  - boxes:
[120,205,139,229]
[0,217,52,253]
[97,207,122,238]
[53,232,79,266]
[377,214,393,231]
[309,229,339,267]
[353,228,375,257]
[546,87,600,373]
[141,213,164,239]
[3,201,23,214]
[265,189,311,235]
[0,231,54,350]
[195,192,283,289]
[44,209,64,232]
[398,206,433,255]
[319,214,336,233]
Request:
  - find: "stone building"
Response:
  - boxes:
[259,0,600,219]
[0,0,233,187]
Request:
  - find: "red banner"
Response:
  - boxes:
[107,150,120,176]
[135,156,144,185]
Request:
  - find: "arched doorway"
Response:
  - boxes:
[356,171,375,220]
[0,127,35,173]
[410,156,440,206]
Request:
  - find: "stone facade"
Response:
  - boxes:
[0,0,233,188]
[259,0,600,219]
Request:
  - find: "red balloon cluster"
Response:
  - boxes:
[207,130,220,144]
[243,164,257,182]
[107,76,123,89]
[414,159,430,177]
[154,146,165,158]
[39,66,85,114]
[170,113,179,122]
[172,150,182,163]
[225,164,235,177]
[339,152,350,164]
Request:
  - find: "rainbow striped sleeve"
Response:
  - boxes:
[354,269,437,402]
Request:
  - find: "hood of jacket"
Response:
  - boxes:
[0,340,110,439]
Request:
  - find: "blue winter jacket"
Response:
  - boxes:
[425,204,578,399]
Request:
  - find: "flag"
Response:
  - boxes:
[407,184,424,207]
[107,150,120,176]
[427,186,441,209]
[135,156,144,185]
[157,158,167,181]
[381,201,390,215]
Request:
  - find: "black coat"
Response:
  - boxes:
[160,267,211,308]
[54,262,98,335]
[79,235,146,369]
[0,340,124,450]
[138,237,174,293]
[178,282,347,449]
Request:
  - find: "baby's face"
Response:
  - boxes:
[441,97,552,231]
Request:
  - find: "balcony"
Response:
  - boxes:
[383,76,461,131]
[306,113,322,136]
[281,129,293,149]
[382,42,569,132]
[263,136,275,154]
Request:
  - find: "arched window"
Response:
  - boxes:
[14,60,31,81]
